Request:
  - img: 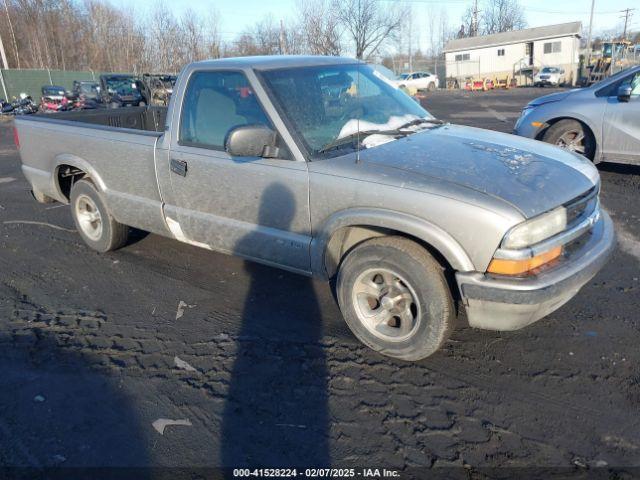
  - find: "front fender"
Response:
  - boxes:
[310,208,475,279]
[526,102,604,162]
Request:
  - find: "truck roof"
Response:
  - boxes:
[191,55,359,71]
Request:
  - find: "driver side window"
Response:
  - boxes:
[179,71,271,150]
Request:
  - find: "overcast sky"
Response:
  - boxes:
[108,0,639,50]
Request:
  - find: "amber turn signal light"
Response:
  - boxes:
[487,246,562,276]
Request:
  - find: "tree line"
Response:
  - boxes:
[0,0,530,74]
[0,0,410,73]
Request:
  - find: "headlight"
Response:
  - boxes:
[502,207,567,249]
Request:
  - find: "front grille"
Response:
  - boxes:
[564,187,598,229]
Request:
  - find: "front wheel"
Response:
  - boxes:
[542,119,595,160]
[336,236,454,361]
[70,179,129,252]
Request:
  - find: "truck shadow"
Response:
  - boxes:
[0,329,149,474]
[220,183,331,468]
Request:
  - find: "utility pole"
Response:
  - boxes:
[408,12,413,72]
[586,0,595,67]
[279,19,286,55]
[620,8,635,40]
[0,32,8,70]
[3,0,18,68]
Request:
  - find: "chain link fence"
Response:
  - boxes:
[0,69,128,102]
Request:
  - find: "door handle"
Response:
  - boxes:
[170,158,187,177]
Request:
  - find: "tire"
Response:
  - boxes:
[543,119,596,160]
[336,236,454,361]
[139,100,146,107]
[70,179,129,252]
[427,82,436,92]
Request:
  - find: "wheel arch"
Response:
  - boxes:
[310,208,475,280]
[53,154,107,202]
[535,115,601,161]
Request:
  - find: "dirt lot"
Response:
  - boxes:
[0,88,639,477]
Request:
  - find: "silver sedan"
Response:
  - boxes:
[514,66,640,165]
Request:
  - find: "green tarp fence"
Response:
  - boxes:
[0,69,128,101]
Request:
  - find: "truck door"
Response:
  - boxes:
[161,69,312,273]
[602,70,640,163]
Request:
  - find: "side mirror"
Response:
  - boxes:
[617,84,632,103]
[225,124,279,158]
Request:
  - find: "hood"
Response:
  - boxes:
[334,124,598,219]
[529,90,575,106]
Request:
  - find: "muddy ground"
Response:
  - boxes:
[0,88,639,477]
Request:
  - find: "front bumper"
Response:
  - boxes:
[455,211,615,331]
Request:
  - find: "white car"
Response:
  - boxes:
[533,67,567,87]
[395,71,439,91]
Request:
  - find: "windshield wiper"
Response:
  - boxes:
[318,118,445,155]
[318,128,402,154]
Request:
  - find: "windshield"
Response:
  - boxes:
[541,67,559,73]
[80,83,99,95]
[105,77,139,96]
[43,87,65,96]
[399,73,410,80]
[261,64,432,157]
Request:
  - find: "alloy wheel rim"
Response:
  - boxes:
[556,130,586,154]
[351,267,421,342]
[75,194,103,241]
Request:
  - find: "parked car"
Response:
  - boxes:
[15,56,614,361]
[72,80,102,109]
[395,71,439,91]
[99,74,144,108]
[515,65,640,164]
[40,85,71,113]
[533,67,567,87]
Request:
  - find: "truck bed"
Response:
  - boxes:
[45,105,168,133]
[15,105,170,237]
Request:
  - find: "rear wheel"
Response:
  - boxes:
[336,236,454,361]
[70,179,129,252]
[427,82,436,92]
[543,119,595,160]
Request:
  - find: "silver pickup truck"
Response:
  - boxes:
[15,56,615,361]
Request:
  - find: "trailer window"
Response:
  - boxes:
[179,71,271,150]
[543,42,561,54]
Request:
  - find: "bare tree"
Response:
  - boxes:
[462,0,526,36]
[297,0,342,56]
[484,0,526,34]
[338,0,405,59]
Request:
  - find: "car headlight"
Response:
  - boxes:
[502,207,567,249]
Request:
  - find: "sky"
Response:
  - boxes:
[107,0,639,52]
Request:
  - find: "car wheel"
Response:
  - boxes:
[336,236,454,361]
[543,119,596,160]
[139,100,146,107]
[70,179,129,252]
[427,82,436,92]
